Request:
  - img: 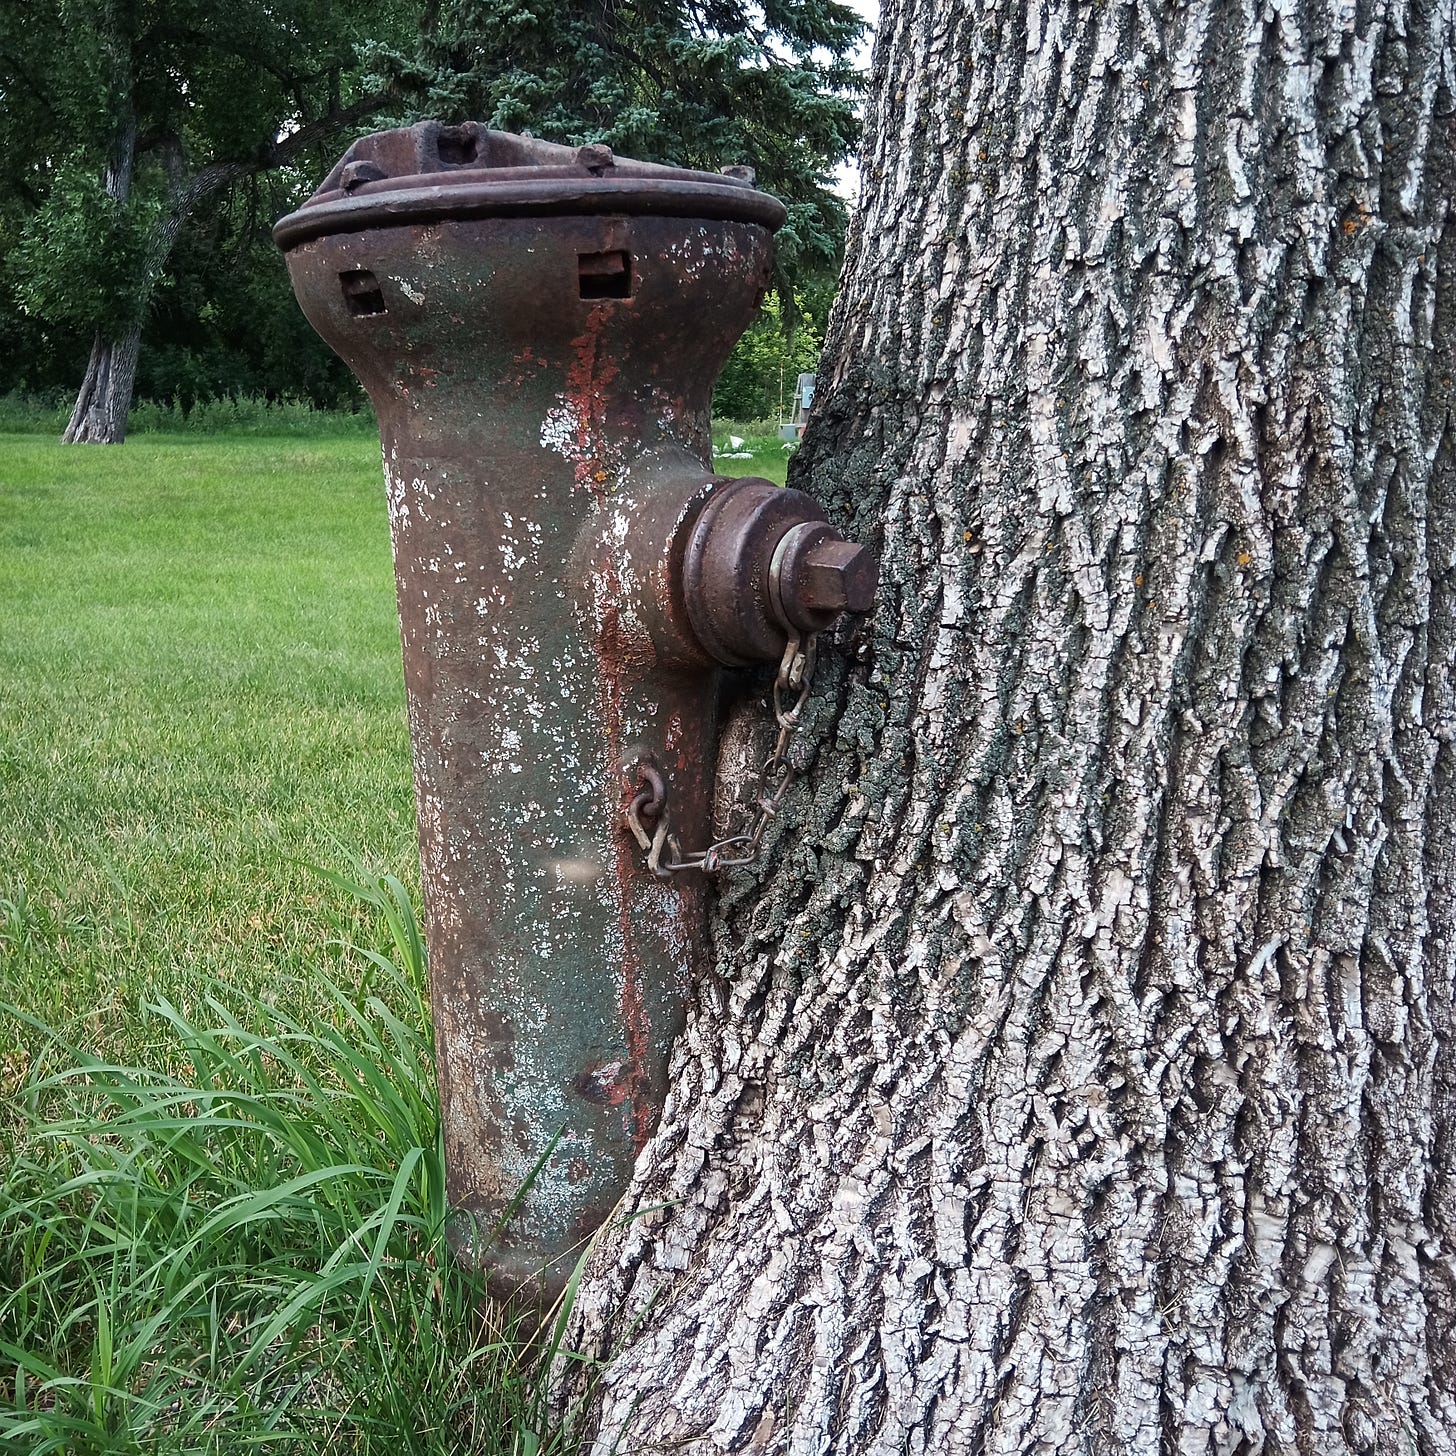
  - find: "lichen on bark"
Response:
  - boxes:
[563,0,1456,1450]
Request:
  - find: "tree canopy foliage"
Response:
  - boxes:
[0,0,411,437]
[1,0,408,333]
[0,0,865,429]
[382,0,865,293]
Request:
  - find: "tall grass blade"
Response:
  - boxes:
[0,869,583,1453]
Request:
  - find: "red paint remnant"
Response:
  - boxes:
[585,525,656,1155]
[600,611,656,1152]
[564,306,622,497]
[509,347,547,391]
[664,710,693,777]
[572,1058,631,1107]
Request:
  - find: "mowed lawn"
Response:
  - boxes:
[0,431,789,1077]
[0,436,417,1073]
[0,428,792,1450]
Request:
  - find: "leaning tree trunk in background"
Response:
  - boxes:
[63,98,139,446]
[564,0,1456,1449]
[63,156,241,446]
[63,325,144,445]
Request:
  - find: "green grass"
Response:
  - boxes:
[0,436,418,1056]
[710,418,794,484]
[1,871,589,1453]
[0,427,785,1450]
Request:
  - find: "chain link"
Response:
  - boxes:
[624,634,818,877]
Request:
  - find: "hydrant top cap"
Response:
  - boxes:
[273,121,788,250]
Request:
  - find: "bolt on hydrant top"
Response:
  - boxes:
[273,121,787,250]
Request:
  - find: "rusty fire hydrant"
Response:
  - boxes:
[276,123,874,1305]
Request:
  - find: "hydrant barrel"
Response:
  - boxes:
[276,123,789,1305]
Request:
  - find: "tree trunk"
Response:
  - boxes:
[62,166,243,445]
[63,93,138,446]
[563,0,1456,1450]
[63,324,143,444]
[62,117,243,444]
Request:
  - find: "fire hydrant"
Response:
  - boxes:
[276,123,874,1304]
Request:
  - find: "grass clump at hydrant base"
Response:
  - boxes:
[0,872,574,1455]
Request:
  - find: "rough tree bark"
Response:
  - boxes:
[563,0,1456,1450]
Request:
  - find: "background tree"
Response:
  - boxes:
[379,0,866,315]
[0,0,862,437]
[714,290,830,423]
[135,173,366,410]
[562,0,1456,1450]
[0,0,411,443]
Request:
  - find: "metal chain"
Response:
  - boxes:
[624,634,818,877]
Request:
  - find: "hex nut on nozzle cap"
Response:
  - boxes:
[769,520,878,636]
[803,538,877,612]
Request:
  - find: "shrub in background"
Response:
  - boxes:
[713,294,824,423]
[0,391,377,437]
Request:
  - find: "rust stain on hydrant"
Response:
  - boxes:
[275,123,874,1309]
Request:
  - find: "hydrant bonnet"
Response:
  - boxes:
[273,123,787,248]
